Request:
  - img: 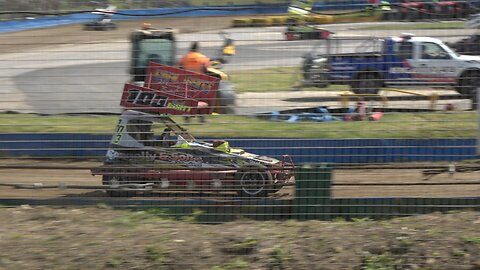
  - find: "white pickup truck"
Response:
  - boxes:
[302,34,480,97]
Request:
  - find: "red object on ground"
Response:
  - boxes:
[285,32,295,41]
[369,111,383,121]
[445,103,455,111]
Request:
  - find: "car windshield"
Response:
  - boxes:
[124,119,186,147]
[444,43,460,57]
[137,39,174,68]
[420,42,451,60]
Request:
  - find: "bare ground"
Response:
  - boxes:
[0,16,244,54]
[0,206,479,270]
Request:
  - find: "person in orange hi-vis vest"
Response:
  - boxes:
[179,42,211,73]
[179,42,210,123]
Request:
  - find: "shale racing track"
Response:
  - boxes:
[0,159,479,202]
[0,17,480,202]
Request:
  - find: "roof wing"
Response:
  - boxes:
[120,63,220,116]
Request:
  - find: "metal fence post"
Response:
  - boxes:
[477,88,480,156]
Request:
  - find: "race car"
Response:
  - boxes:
[83,5,117,31]
[91,110,295,198]
[285,24,332,41]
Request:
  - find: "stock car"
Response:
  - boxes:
[285,24,332,41]
[91,110,295,198]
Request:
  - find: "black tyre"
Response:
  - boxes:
[235,165,273,198]
[351,72,381,95]
[303,66,328,87]
[310,71,329,87]
[456,70,480,96]
[303,54,314,75]
[303,55,328,87]
[302,62,314,86]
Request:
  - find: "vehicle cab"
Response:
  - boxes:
[384,34,480,94]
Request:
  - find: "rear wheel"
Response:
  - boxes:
[304,67,328,87]
[351,72,380,95]
[302,55,328,88]
[235,166,273,198]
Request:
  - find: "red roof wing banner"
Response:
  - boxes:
[120,83,204,115]
[144,62,220,106]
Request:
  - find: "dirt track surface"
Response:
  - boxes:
[0,16,239,54]
[0,159,479,199]
[0,206,479,270]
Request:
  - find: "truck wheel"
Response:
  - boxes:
[352,73,380,95]
[313,73,329,87]
[304,67,328,88]
[456,71,480,96]
[235,165,273,198]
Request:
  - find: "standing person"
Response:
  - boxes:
[179,42,211,73]
[179,42,211,123]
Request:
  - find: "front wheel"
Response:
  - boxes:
[235,166,273,198]
[351,73,380,95]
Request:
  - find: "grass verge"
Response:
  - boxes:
[0,67,474,139]
[0,112,476,139]
[230,67,348,93]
